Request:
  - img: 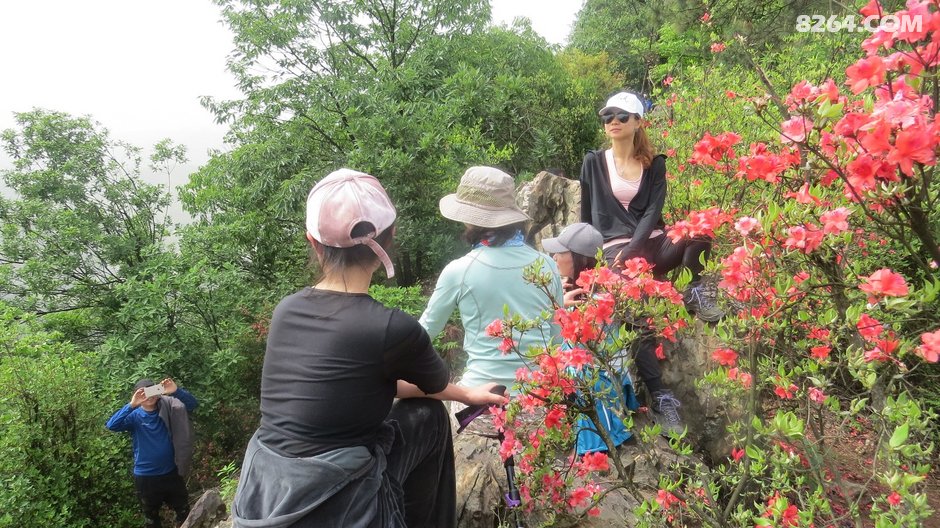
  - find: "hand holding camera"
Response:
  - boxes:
[143,384,166,398]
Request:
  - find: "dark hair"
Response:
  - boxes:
[316,222,395,277]
[463,222,526,247]
[571,253,598,279]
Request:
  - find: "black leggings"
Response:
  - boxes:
[603,234,711,283]
[385,398,456,528]
[602,234,712,394]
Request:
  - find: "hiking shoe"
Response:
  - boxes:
[683,284,724,323]
[651,390,685,437]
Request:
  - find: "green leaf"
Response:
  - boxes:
[889,422,909,449]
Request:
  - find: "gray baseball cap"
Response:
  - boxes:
[541,223,604,257]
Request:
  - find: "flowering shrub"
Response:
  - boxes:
[485,1,939,526]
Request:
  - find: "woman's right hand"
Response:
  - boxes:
[562,277,587,307]
[464,382,509,406]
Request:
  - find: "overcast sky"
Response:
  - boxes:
[0,0,583,193]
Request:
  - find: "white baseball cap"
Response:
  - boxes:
[598,91,645,117]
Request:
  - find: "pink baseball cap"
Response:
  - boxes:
[305,168,397,278]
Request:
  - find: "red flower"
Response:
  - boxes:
[485,319,504,337]
[857,313,883,340]
[887,491,902,507]
[656,489,681,509]
[655,343,666,360]
[734,216,759,236]
[780,116,813,143]
[710,42,726,53]
[781,504,800,527]
[712,347,738,366]
[784,182,820,204]
[864,337,900,362]
[690,132,741,167]
[859,268,909,302]
[783,225,824,254]
[578,451,609,474]
[810,345,831,361]
[621,257,652,277]
[560,347,593,371]
[544,407,566,430]
[731,447,745,462]
[887,127,937,176]
[498,337,516,355]
[568,486,593,508]
[774,383,798,400]
[808,387,827,403]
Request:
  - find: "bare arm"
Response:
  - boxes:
[396,380,508,406]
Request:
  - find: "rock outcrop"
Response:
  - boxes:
[181,489,227,528]
[516,170,581,246]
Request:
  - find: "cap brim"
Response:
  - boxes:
[599,105,644,117]
[439,194,529,228]
[541,237,568,254]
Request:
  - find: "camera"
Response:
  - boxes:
[143,384,166,398]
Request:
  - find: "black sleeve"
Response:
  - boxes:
[580,152,594,224]
[383,310,449,395]
[624,155,667,258]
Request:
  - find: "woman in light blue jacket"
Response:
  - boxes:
[420,166,564,394]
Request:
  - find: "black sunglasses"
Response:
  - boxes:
[601,112,636,125]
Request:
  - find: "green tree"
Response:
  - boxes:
[186,0,609,286]
[0,110,178,343]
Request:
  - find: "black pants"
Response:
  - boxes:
[386,398,456,528]
[134,471,190,528]
[603,234,711,395]
[603,234,711,283]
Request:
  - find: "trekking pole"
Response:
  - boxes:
[454,385,525,527]
[497,429,525,528]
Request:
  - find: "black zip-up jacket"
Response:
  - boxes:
[580,150,668,260]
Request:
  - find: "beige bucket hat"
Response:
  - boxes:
[439,166,529,228]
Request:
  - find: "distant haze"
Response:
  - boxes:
[0,0,582,223]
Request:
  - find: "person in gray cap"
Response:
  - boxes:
[542,222,641,454]
[541,222,603,306]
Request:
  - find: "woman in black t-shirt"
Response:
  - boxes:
[232,169,507,528]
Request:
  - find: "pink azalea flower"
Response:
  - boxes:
[915,329,940,362]
[780,116,814,143]
[859,268,909,302]
[820,207,852,235]
[808,387,827,403]
[734,216,759,236]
